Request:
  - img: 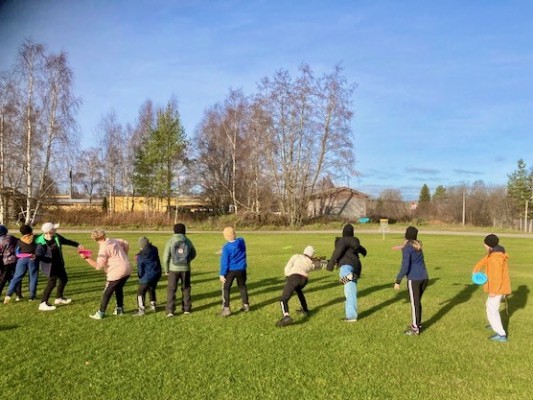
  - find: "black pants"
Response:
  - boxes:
[222,270,249,308]
[407,279,428,329]
[166,271,191,313]
[280,274,308,315]
[99,275,130,313]
[0,263,21,297]
[136,278,160,310]
[40,266,68,303]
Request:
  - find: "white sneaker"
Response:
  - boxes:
[3,296,11,304]
[38,302,57,311]
[54,298,72,305]
[89,311,104,320]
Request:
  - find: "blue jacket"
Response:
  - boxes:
[136,243,162,284]
[219,237,247,276]
[395,242,429,283]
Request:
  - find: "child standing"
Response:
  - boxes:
[276,245,323,327]
[162,223,196,317]
[35,222,83,311]
[219,226,249,316]
[472,234,511,342]
[394,226,429,335]
[133,237,162,316]
[81,229,132,319]
[326,224,367,322]
[0,225,20,300]
[4,225,35,302]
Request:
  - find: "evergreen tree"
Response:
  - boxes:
[418,184,431,204]
[507,159,532,217]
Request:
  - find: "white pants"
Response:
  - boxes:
[486,295,506,336]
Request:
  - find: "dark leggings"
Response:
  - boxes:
[41,267,68,303]
[222,270,249,307]
[99,275,130,313]
[137,278,160,310]
[280,274,308,314]
[407,279,428,329]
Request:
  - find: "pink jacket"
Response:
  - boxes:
[95,238,132,281]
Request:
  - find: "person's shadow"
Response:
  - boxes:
[423,282,477,330]
[503,284,529,332]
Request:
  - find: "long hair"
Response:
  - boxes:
[407,239,422,252]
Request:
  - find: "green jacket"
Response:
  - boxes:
[162,234,196,273]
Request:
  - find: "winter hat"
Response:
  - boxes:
[405,226,418,241]
[342,224,354,237]
[174,223,186,234]
[41,222,59,234]
[138,236,149,250]
[484,234,499,248]
[20,224,33,235]
[91,229,106,241]
[0,225,7,236]
[223,226,236,241]
[303,245,315,257]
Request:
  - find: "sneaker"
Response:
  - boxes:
[276,315,294,327]
[404,327,420,335]
[296,308,310,317]
[38,302,57,311]
[89,311,105,320]
[220,307,231,317]
[166,313,174,318]
[490,334,508,342]
[240,304,250,312]
[113,307,124,316]
[3,296,11,304]
[29,297,36,302]
[15,295,23,302]
[344,318,358,323]
[150,301,157,312]
[132,310,145,317]
[54,298,72,305]
[183,311,191,315]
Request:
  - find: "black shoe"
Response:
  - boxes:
[276,315,294,327]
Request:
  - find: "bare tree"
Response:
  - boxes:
[73,147,104,202]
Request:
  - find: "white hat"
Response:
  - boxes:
[41,222,59,233]
[303,245,315,257]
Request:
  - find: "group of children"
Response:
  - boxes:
[0,221,512,342]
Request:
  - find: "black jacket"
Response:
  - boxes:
[326,236,367,277]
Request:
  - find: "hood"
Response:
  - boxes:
[21,234,34,244]
[342,224,354,237]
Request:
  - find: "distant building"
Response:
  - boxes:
[108,195,211,213]
[307,187,369,219]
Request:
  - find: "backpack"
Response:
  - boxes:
[172,239,190,266]
[0,235,17,265]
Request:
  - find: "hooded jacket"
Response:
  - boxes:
[163,233,196,273]
[473,245,511,295]
[326,224,367,277]
[136,243,162,284]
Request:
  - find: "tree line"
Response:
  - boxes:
[1,40,356,227]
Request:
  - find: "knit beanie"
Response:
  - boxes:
[174,223,186,234]
[303,245,315,257]
[20,224,33,235]
[405,226,418,241]
[223,226,236,241]
[484,234,499,248]
[0,225,7,236]
[138,236,149,250]
[342,224,354,237]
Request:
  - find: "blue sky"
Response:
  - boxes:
[1,0,532,200]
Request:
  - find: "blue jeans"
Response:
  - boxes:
[7,257,39,298]
[339,265,358,320]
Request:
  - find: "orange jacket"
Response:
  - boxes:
[473,249,511,295]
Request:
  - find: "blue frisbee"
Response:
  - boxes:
[472,272,488,285]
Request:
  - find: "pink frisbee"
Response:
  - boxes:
[78,249,92,257]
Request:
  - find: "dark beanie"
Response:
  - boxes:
[342,224,354,237]
[138,236,149,250]
[484,234,499,248]
[0,225,7,236]
[20,224,33,235]
[405,226,418,240]
[174,223,186,234]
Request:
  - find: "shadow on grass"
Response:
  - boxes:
[503,284,529,333]
[423,281,476,331]
[0,325,18,331]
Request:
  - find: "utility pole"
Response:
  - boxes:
[462,186,466,226]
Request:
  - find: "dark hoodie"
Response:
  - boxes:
[326,224,367,277]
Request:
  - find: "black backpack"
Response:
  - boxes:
[172,239,190,266]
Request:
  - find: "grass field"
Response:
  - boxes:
[1,230,531,400]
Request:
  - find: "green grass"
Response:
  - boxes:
[1,231,531,400]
